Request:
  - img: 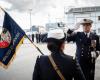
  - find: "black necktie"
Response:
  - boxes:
[85,33,87,38]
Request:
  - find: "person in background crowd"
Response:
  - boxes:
[36,32,39,43]
[32,34,34,42]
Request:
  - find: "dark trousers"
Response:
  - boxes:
[79,59,95,80]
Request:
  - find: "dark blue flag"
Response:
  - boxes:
[0,11,25,68]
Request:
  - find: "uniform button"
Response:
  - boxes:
[82,51,83,53]
[82,48,84,50]
[81,54,83,56]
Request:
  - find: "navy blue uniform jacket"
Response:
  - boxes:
[33,52,86,80]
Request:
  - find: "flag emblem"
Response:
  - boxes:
[0,28,11,48]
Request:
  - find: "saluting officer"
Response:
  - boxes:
[67,19,100,80]
[33,29,86,80]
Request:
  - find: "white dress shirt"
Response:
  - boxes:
[84,32,90,38]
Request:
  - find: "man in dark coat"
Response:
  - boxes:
[67,19,100,80]
[33,28,86,80]
[32,34,34,42]
[36,33,39,43]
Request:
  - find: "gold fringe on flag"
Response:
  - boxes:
[0,36,25,69]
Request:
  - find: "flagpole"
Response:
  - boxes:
[25,34,44,55]
[0,6,5,12]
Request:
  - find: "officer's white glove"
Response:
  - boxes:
[91,51,96,58]
[73,23,81,31]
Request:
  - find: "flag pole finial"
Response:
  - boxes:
[0,6,5,12]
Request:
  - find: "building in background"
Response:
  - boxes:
[45,22,66,32]
[30,25,39,32]
[38,26,46,34]
[45,23,58,31]
[65,6,100,36]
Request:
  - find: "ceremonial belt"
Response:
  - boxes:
[48,55,66,80]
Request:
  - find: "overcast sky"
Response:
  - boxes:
[0,0,99,29]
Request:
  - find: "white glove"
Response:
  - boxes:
[91,51,96,58]
[73,23,81,31]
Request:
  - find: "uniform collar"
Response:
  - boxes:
[84,32,90,38]
[51,50,65,57]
